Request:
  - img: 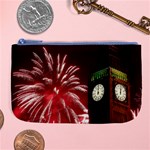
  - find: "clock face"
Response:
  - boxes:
[115,84,127,101]
[92,84,104,101]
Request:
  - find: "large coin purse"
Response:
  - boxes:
[11,39,142,124]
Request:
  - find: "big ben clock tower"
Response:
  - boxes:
[88,46,132,123]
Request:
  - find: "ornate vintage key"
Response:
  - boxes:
[73,0,150,35]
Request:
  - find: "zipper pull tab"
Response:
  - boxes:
[18,39,43,45]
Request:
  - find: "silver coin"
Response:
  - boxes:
[17,0,54,34]
[14,129,45,150]
[0,109,4,129]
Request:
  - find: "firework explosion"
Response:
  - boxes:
[12,47,88,123]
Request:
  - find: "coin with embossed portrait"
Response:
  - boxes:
[14,129,45,150]
[17,0,54,34]
[0,109,4,129]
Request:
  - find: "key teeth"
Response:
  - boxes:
[138,16,150,31]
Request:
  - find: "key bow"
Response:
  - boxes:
[73,0,97,14]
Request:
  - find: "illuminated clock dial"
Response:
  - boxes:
[92,84,104,101]
[115,84,127,101]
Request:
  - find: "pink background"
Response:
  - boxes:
[0,0,150,149]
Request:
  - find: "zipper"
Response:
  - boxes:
[17,39,138,45]
[18,39,43,45]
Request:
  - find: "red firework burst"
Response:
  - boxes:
[12,47,88,123]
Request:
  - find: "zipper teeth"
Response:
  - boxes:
[18,39,138,45]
